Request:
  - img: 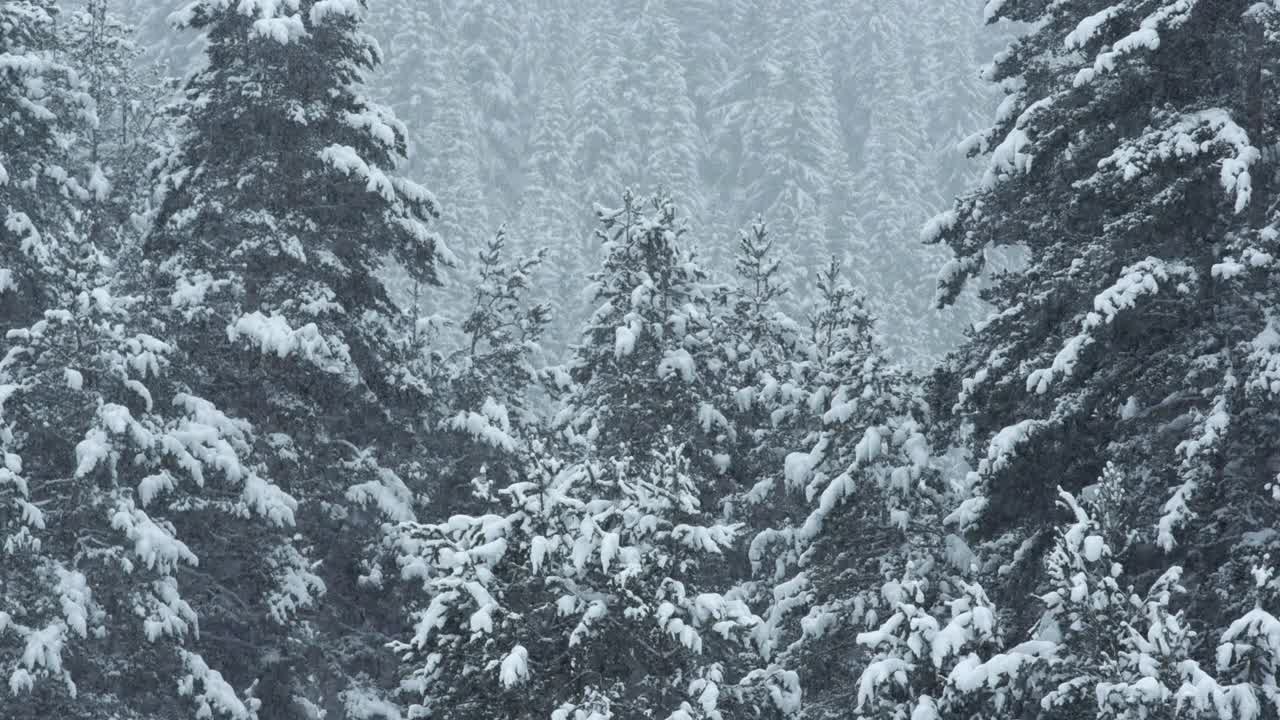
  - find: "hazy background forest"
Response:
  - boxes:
[118,0,1004,363]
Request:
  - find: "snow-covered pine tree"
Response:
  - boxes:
[556,193,734,482]
[840,0,950,364]
[718,221,807,498]
[852,572,1017,720]
[670,0,735,233]
[365,0,442,174]
[929,0,1280,645]
[1032,488,1194,720]
[454,0,522,214]
[59,0,177,254]
[745,261,938,718]
[2,15,311,707]
[1,253,318,720]
[143,0,447,714]
[823,0,996,366]
[387,195,775,720]
[393,435,761,720]
[419,35,491,280]
[851,488,1198,720]
[426,229,551,517]
[1178,563,1280,720]
[0,0,96,335]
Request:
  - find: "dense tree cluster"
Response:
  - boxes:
[2,1,1278,720]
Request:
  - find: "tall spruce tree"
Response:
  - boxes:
[929,0,1280,697]
[718,221,808,498]
[516,68,588,351]
[425,229,551,517]
[556,193,734,480]
[1,248,318,720]
[569,9,629,223]
[144,0,446,715]
[745,261,939,719]
[3,7,317,719]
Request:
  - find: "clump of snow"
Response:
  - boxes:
[447,397,517,452]
[346,466,417,523]
[110,500,198,571]
[658,349,696,382]
[499,645,529,687]
[614,322,639,358]
[921,210,958,244]
[141,577,199,641]
[310,0,364,24]
[170,273,227,313]
[984,419,1041,474]
[227,311,352,372]
[342,686,403,720]
[1065,6,1121,49]
[178,650,255,720]
[1082,535,1106,562]
[319,144,396,202]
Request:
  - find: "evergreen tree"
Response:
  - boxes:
[671,0,735,237]
[515,69,589,351]
[1,254,316,720]
[823,0,998,365]
[1030,488,1193,720]
[144,0,445,714]
[929,0,1280,650]
[557,193,733,479]
[569,10,629,222]
[59,0,177,253]
[1179,565,1280,720]
[718,221,807,497]
[455,0,522,213]
[852,573,1015,720]
[393,440,760,720]
[0,0,96,335]
[841,0,950,363]
[3,10,311,714]
[421,52,489,283]
[392,196,761,720]
[745,261,938,718]
[851,488,1198,720]
[427,229,551,516]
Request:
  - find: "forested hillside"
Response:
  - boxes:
[113,0,1001,363]
[2,1,1278,720]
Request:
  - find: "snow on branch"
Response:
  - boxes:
[226,310,354,375]
[1073,0,1199,87]
[1026,258,1195,394]
[1095,109,1260,213]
